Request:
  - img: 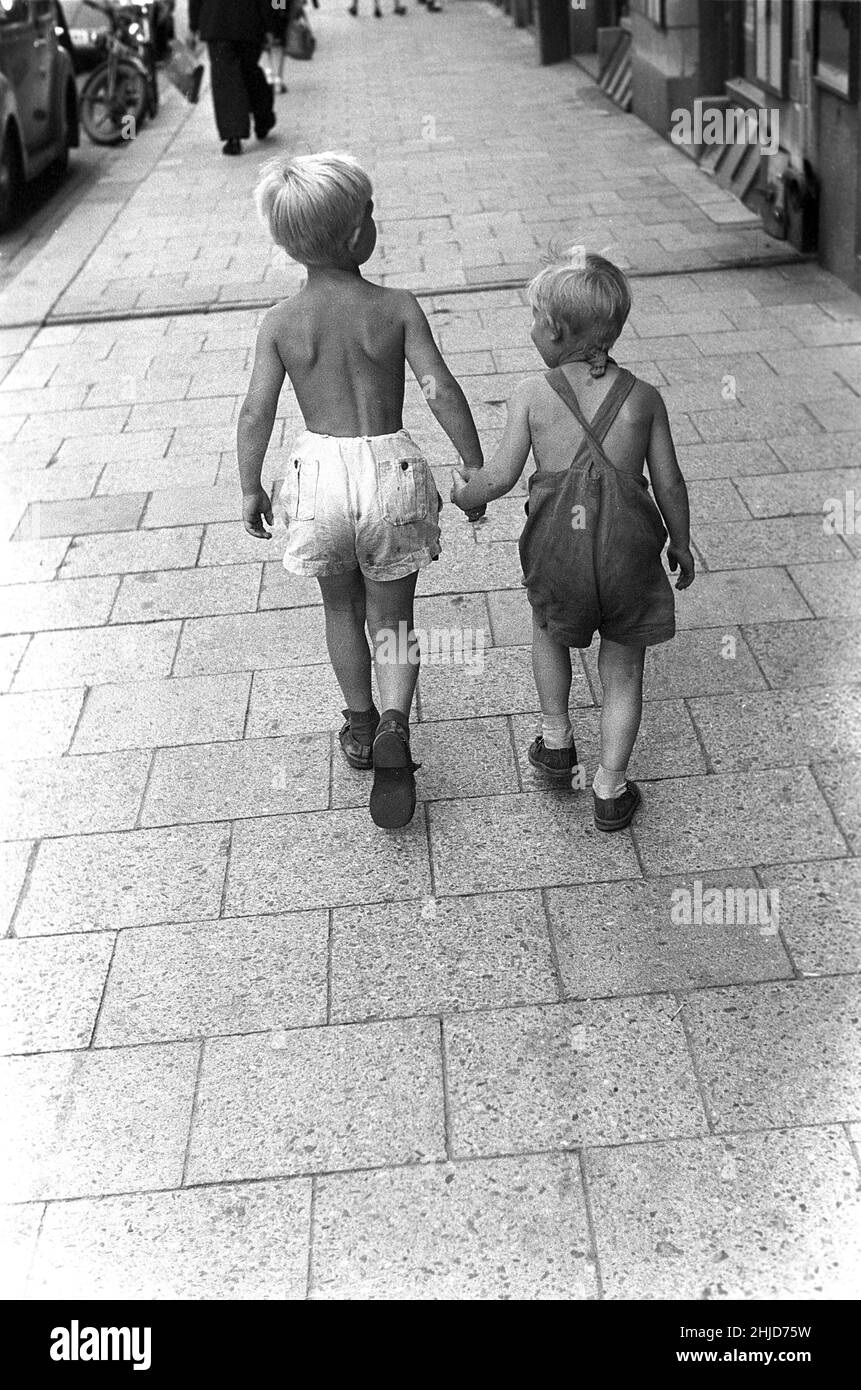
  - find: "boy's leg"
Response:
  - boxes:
[318,570,372,710]
[593,637,645,829]
[364,571,420,828]
[529,613,577,777]
[364,570,420,719]
[596,637,645,775]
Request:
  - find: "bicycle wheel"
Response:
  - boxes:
[147,61,160,120]
[80,61,148,145]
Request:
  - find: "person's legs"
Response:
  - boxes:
[596,637,645,781]
[208,40,250,142]
[364,571,420,718]
[317,570,373,710]
[364,571,420,827]
[528,613,578,776]
[236,42,274,137]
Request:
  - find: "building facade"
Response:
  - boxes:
[497,0,861,292]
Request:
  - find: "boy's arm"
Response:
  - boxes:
[644,389,695,589]
[450,380,533,511]
[402,294,483,472]
[238,313,286,539]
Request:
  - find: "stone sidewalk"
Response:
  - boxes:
[1,2,860,1300]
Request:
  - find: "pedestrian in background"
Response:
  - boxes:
[348,2,408,16]
[189,0,276,156]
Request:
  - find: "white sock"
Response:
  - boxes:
[593,764,627,799]
[541,713,573,749]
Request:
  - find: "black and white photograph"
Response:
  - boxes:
[1,0,860,1320]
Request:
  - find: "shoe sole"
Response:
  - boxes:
[594,783,641,832]
[370,729,416,829]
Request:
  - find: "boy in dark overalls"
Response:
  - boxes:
[451,253,695,831]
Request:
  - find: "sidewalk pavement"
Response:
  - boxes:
[1,2,860,1299]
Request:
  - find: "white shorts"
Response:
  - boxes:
[280,428,442,582]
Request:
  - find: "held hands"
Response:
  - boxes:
[450,466,487,524]
[242,487,274,540]
[667,543,695,590]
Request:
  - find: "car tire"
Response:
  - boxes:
[51,83,78,177]
[0,129,24,234]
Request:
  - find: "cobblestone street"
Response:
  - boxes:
[1,2,860,1299]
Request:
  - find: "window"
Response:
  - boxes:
[741,0,789,94]
[642,0,664,25]
[815,1,858,100]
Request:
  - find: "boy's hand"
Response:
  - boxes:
[243,488,274,540]
[667,543,695,590]
[450,467,487,523]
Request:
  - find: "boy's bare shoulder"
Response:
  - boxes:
[627,372,666,417]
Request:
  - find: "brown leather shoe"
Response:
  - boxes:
[370,716,419,828]
[338,705,379,771]
[593,780,641,832]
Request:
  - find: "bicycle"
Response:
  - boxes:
[79,1,157,145]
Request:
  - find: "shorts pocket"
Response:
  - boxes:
[377,455,430,526]
[288,457,319,522]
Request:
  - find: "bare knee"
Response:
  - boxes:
[598,639,646,686]
[319,573,366,623]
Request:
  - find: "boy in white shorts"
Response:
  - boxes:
[239,151,485,828]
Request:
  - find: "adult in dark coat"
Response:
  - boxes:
[189,0,276,155]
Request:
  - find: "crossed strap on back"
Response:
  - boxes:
[544,365,637,474]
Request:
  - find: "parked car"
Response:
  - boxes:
[0,0,79,230]
[64,0,172,71]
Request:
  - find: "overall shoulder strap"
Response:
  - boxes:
[544,367,637,471]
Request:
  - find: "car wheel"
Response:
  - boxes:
[0,131,23,234]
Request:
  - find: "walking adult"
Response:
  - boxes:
[189,0,276,156]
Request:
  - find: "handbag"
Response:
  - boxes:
[286,10,316,60]
[164,39,205,104]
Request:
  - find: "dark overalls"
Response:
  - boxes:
[519,366,676,650]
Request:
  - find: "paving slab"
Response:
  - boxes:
[226,809,432,915]
[0,1042,199,1201]
[789,560,861,618]
[736,468,861,517]
[685,977,861,1131]
[445,996,707,1155]
[0,1204,43,1297]
[675,568,812,627]
[12,621,180,691]
[0,537,69,585]
[0,576,118,636]
[110,564,261,624]
[141,734,330,826]
[546,873,791,998]
[59,527,202,578]
[174,609,328,676]
[694,517,851,570]
[585,1127,861,1299]
[743,617,861,689]
[0,635,28,692]
[330,890,557,1023]
[17,494,146,539]
[0,750,150,841]
[15,823,230,936]
[312,1153,596,1300]
[632,768,847,873]
[28,1178,311,1300]
[429,792,640,895]
[95,913,328,1046]
[245,666,349,738]
[759,859,861,977]
[689,687,861,771]
[185,1019,445,1183]
[71,672,251,754]
[0,688,83,761]
[0,934,113,1055]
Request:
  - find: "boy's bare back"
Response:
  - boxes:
[525,362,663,481]
[264,278,414,438]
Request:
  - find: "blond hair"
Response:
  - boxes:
[528,251,632,351]
[255,151,372,265]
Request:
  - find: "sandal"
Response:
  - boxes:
[593,780,641,832]
[370,716,420,828]
[338,705,379,771]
